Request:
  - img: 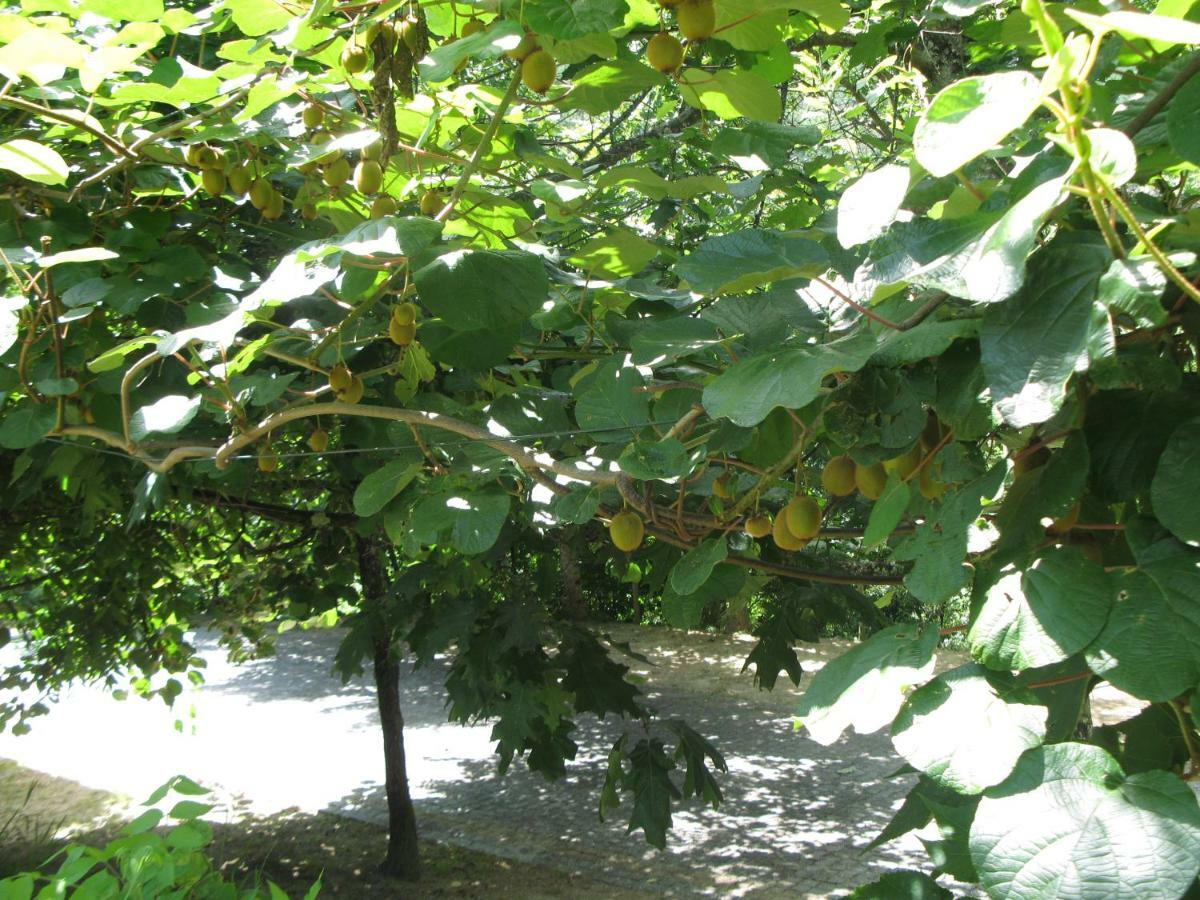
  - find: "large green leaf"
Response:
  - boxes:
[617,438,693,481]
[568,228,659,278]
[863,474,910,548]
[677,68,782,122]
[524,0,629,39]
[980,238,1111,428]
[557,59,666,114]
[574,354,650,441]
[418,20,525,82]
[1085,390,1200,503]
[795,624,939,745]
[668,537,728,596]
[1086,550,1200,701]
[661,563,746,629]
[0,404,55,450]
[353,459,424,518]
[1150,417,1200,543]
[914,71,1042,176]
[970,743,1200,900]
[892,663,1047,794]
[674,229,828,296]
[837,165,910,248]
[1167,69,1200,165]
[0,139,69,186]
[410,487,511,555]
[129,395,201,441]
[848,871,952,899]
[969,547,1113,672]
[415,250,548,332]
[711,122,820,172]
[703,329,879,428]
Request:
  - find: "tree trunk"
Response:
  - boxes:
[356,536,421,881]
[557,529,588,621]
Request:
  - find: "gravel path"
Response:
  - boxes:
[1,625,980,897]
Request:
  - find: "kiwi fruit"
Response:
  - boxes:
[262,190,285,220]
[712,472,733,500]
[228,165,251,196]
[341,44,369,73]
[258,446,279,473]
[855,462,887,501]
[322,157,352,188]
[338,375,365,404]
[354,159,383,194]
[783,495,822,540]
[361,138,383,161]
[300,203,318,220]
[919,466,946,500]
[184,144,207,166]
[308,428,329,453]
[419,189,443,217]
[678,0,716,41]
[389,318,416,346]
[522,49,556,94]
[744,514,773,539]
[647,32,684,73]
[302,105,325,129]
[883,444,922,481]
[610,510,645,552]
[772,511,809,551]
[249,178,273,210]
[504,32,539,61]
[398,17,420,51]
[821,455,857,497]
[201,168,226,197]
[371,196,398,219]
[328,363,353,394]
[461,17,485,37]
[392,302,418,326]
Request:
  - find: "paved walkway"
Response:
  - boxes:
[0,625,972,897]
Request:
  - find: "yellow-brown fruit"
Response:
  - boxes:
[1047,502,1080,536]
[647,32,684,73]
[310,130,341,166]
[361,138,383,161]
[201,168,226,197]
[678,0,716,41]
[354,159,383,194]
[389,318,416,346]
[337,375,365,404]
[192,146,219,168]
[419,189,443,217]
[308,428,329,453]
[744,513,772,539]
[375,21,398,50]
[522,50,556,94]
[371,196,398,219]
[610,510,645,552]
[249,178,273,210]
[712,472,733,500]
[228,165,251,196]
[504,32,539,60]
[883,444,922,481]
[341,43,369,73]
[303,105,325,129]
[772,512,809,551]
[323,157,352,188]
[328,363,353,394]
[784,495,822,540]
[392,302,418,326]
[184,144,207,166]
[919,466,946,501]
[300,203,318,220]
[262,190,285,220]
[461,17,485,37]
[855,462,887,501]
[822,455,857,497]
[398,17,420,51]
[258,446,279,473]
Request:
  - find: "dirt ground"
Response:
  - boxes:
[0,761,652,899]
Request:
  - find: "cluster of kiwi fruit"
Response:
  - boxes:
[328,362,366,404]
[822,414,951,503]
[504,33,557,94]
[185,144,287,220]
[389,301,419,346]
[646,0,715,73]
[340,16,421,75]
[297,105,400,220]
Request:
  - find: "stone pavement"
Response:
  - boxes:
[0,625,976,898]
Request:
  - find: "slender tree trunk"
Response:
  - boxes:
[557,529,588,621]
[356,536,421,880]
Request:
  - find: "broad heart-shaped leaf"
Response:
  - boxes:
[703,329,879,428]
[567,228,658,278]
[981,236,1111,428]
[524,0,629,38]
[0,404,55,450]
[618,438,693,481]
[353,458,424,518]
[1150,417,1200,543]
[674,229,828,296]
[677,68,782,122]
[854,168,1068,304]
[837,164,910,248]
[863,473,910,548]
[0,139,69,186]
[418,19,525,83]
[914,71,1042,177]
[668,537,728,596]
[970,743,1200,900]
[711,122,820,172]
[970,547,1113,672]
[574,354,650,441]
[1167,70,1200,165]
[795,624,939,745]
[414,249,548,332]
[629,317,724,366]
[1086,389,1200,503]
[892,465,1006,604]
[661,563,746,629]
[557,60,666,115]
[892,663,1047,795]
[410,486,511,555]
[1086,550,1200,701]
[129,395,201,441]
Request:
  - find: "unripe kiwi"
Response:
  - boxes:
[398,17,420,51]
[354,159,383,194]
[301,203,318,220]
[712,472,733,500]
[249,178,273,210]
[323,157,352,188]
[262,189,285,220]
[201,168,226,196]
[338,374,365,404]
[609,510,645,552]
[303,105,325,129]
[184,144,207,166]
[822,455,857,497]
[461,17,485,37]
[328,363,353,393]
[341,43,369,73]
[193,146,219,168]
[361,138,383,161]
[310,130,341,166]
[392,302,418,326]
[784,495,822,540]
[504,32,539,61]
[883,444,922,481]
[744,513,773,539]
[308,428,329,453]
[375,21,398,50]
[419,189,443,217]
[228,165,252,196]
[855,462,887,501]
[678,0,716,41]
[258,446,279,473]
[389,318,416,346]
[647,32,684,73]
[919,466,946,500]
[772,512,809,551]
[371,196,398,219]
[522,49,556,94]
